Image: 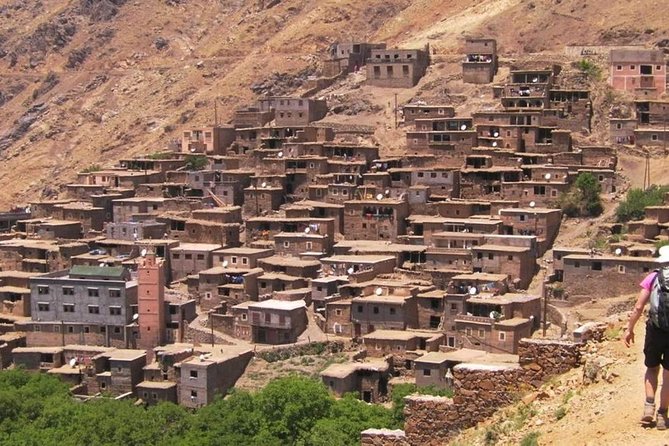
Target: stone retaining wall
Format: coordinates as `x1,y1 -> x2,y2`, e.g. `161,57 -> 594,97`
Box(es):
361,429 -> 410,446
365,337 -> 585,445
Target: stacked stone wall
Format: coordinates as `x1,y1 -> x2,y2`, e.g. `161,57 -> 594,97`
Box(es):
364,337 -> 586,445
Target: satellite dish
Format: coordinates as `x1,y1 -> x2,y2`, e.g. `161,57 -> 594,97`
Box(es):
304,227 -> 311,234
614,248 -> 622,256
460,124 -> 467,131
69,358 -> 77,368
277,151 -> 283,158
659,245 -> 669,258
190,148 -> 197,153
492,141 -> 498,147
544,173 -> 551,180
375,287 -> 383,296
222,260 -> 229,268
133,233 -> 139,240
120,162 -> 127,168
493,132 -> 499,137
489,311 -> 496,319
385,189 -> 390,195
199,354 -> 206,362
261,182 -> 267,188
141,248 -> 148,257
98,263 -> 106,268
529,201 -> 536,208
376,193 -> 383,201
347,267 -> 354,275
25,205 -> 31,213
532,77 -> 539,83
132,313 -> 139,322
468,287 -> 478,295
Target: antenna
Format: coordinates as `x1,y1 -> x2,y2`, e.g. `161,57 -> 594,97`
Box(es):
375,287 -> 383,296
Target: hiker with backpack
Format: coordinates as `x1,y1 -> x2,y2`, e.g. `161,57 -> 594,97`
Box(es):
624,245 -> 669,429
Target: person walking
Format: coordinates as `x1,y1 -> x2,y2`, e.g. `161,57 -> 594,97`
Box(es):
625,245 -> 669,429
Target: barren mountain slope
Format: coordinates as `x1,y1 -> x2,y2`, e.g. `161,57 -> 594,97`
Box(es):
0,0 -> 667,206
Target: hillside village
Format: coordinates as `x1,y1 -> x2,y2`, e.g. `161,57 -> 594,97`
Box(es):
0,17 -> 669,444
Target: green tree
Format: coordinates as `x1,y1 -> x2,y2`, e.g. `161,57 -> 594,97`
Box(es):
559,172 -> 603,217
256,376 -> 333,445
184,155 -> 208,171
616,185 -> 669,222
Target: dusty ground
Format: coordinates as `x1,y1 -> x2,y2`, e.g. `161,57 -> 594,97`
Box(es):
451,314 -> 669,446
0,0 -> 668,206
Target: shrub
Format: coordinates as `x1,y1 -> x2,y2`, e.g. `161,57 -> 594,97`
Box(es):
559,172 -> 603,218
616,185 -> 669,222
184,155 -> 208,171
520,431 -> 540,446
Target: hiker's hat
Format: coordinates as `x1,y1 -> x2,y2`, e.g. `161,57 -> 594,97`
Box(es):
657,245 -> 669,264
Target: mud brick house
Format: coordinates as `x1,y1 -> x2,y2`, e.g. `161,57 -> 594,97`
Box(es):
197,266 -> 263,309
413,349 -> 517,389
415,289 -> 445,330
177,348 -> 253,408
362,330 -> 443,358
609,49 -> 666,97
286,201 -> 345,235
471,242 -> 536,289
557,252 -> 665,301
212,247 -> 274,270
159,217 -> 240,247
610,118 -> 637,145
323,42 -> 386,77
94,349 -> 147,396
0,271 -> 37,317
344,198 -> 409,241
498,69 -> 555,110
0,209 -> 30,233
105,220 -> 167,241
445,291 -> 541,354
169,243 -> 221,281
320,255 -> 396,281
406,117 -> 477,154
462,38 -> 497,83
634,128 -> 669,148
323,298 -> 353,336
243,184 -> 284,217
366,46 -> 430,88
311,276 -> 348,310
547,89 -> 592,132
406,215 -> 502,246
321,357 -> 392,403
498,207 -> 562,255
77,169 -> 163,189
12,346 -> 65,371
459,165 -> 523,199
25,265 -> 137,348
0,239 -> 87,274
181,126 -> 236,155
256,97 -> 328,127
247,299 -> 307,344
333,240 -> 427,269
350,286 -> 419,337
402,104 -> 456,126
232,106 -> 275,129
15,218 -> 82,240
258,255 -> 321,278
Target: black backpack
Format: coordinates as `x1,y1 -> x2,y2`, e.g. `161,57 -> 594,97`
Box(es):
650,269 -> 669,331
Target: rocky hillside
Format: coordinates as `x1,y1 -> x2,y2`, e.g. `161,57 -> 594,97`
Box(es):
0,0 -> 667,206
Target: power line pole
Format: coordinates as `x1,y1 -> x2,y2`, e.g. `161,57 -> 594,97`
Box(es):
394,93 -> 398,129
